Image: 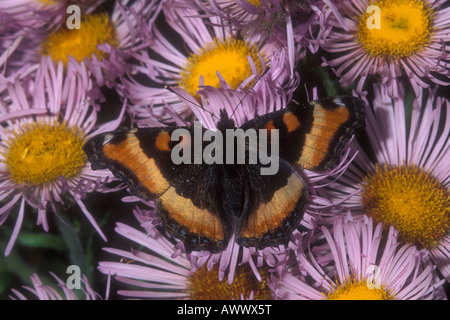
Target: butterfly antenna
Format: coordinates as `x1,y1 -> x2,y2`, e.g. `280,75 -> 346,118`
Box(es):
229,65 -> 271,120
164,85 -> 221,122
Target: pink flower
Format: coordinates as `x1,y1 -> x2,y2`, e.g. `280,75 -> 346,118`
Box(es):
0,0 -> 105,34
270,215 -> 446,300
318,85 -> 450,282
99,222 -> 274,299
0,57 -> 124,256
315,0 -> 450,100
121,0 -> 296,122
1,0 -> 162,88
10,272 -> 101,300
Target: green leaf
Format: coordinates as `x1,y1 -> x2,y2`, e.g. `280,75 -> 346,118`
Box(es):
0,270 -> 12,295
16,232 -> 67,251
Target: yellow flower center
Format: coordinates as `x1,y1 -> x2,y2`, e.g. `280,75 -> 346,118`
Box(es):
188,264 -> 272,300
362,165 -> 449,249
41,12 -> 118,66
179,38 -> 264,97
246,0 -> 262,7
356,0 -> 433,58
3,122 -> 86,187
36,0 -> 57,5
326,279 -> 394,300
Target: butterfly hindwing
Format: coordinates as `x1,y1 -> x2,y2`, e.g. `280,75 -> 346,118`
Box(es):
156,163 -> 232,253
236,159 -> 308,249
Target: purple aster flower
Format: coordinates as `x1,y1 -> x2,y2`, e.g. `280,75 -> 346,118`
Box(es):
98,222 -> 274,299
178,0 -> 346,64
318,85 -> 450,282
0,0 -> 105,35
121,0 -> 296,121
270,215 -> 446,300
0,57 -> 125,256
1,0 -> 162,88
0,35 -> 39,87
10,272 -> 101,300
176,0 -> 309,73
315,0 -> 450,100
179,0 -> 283,29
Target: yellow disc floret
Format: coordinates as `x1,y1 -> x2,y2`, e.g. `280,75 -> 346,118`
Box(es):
3,121 -> 86,187
41,12 -> 118,66
246,0 -> 262,7
326,279 -> 394,300
362,164 -> 449,249
188,264 -> 272,300
36,0 -> 58,5
179,38 -> 264,97
357,0 -> 433,58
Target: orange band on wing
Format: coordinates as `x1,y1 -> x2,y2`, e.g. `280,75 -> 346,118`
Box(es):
102,134 -> 170,196
297,105 -> 350,169
309,105 -> 349,139
240,174 -> 304,239
263,120 -> 276,131
283,112 -> 301,133
155,131 -> 171,151
159,187 -> 225,242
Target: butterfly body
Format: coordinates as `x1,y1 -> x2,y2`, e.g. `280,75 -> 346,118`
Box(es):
83,96 -> 365,252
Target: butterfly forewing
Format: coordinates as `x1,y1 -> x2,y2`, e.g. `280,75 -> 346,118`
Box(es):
83,125 -> 232,253
241,96 -> 365,171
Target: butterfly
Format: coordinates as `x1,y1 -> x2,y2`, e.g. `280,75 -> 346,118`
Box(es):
83,95 -> 365,253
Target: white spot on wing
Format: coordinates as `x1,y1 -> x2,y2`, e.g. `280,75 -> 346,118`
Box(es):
102,134 -> 114,145
333,97 -> 344,106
